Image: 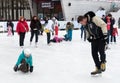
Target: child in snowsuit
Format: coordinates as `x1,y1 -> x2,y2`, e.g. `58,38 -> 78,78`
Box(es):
111,25 -> 118,43
64,22 -> 74,41
14,49 -> 33,73
50,36 -> 64,43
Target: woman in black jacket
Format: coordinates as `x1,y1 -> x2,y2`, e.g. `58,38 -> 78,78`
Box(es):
30,16 -> 42,47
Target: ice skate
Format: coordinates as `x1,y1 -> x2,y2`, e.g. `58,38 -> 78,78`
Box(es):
91,68 -> 102,75
101,62 -> 106,72
35,43 -> 38,48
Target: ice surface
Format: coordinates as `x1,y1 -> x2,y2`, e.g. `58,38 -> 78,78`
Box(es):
0,30 -> 120,83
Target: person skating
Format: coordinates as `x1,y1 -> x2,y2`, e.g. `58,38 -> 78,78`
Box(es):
30,16 -> 42,47
13,49 -> 33,73
16,16 -> 29,48
77,11 -> 108,75
44,19 -> 54,45
7,20 -> 14,35
111,25 -> 118,43
105,14 -> 115,44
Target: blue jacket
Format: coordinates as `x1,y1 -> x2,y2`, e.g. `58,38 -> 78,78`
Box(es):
16,51 -> 33,67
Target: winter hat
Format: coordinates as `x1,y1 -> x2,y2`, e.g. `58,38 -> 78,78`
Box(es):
24,48 -> 31,57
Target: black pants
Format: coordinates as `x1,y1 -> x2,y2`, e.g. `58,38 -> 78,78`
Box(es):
47,32 -> 51,44
91,39 -> 106,69
18,59 -> 29,73
30,30 -> 39,43
19,32 -> 26,46
111,36 -> 116,43
11,27 -> 14,35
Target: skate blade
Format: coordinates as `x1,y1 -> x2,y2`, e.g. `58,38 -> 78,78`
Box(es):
91,73 -> 102,77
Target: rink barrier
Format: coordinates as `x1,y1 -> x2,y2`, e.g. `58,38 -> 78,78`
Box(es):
0,21 -> 81,32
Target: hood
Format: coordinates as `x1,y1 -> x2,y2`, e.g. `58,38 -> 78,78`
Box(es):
84,11 -> 96,22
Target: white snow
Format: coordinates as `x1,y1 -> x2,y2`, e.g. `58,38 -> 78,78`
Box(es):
0,30 -> 120,83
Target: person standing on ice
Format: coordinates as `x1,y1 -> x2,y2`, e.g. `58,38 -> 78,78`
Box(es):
111,25 -> 118,43
7,20 -> 14,35
44,18 -> 54,45
30,16 -> 42,47
16,16 -> 29,48
77,11 -> 108,75
14,49 -> 33,73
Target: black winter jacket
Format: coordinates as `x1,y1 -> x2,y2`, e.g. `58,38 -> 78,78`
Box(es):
30,20 -> 42,31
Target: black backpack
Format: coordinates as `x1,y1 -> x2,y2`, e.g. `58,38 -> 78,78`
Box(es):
85,22 -> 104,40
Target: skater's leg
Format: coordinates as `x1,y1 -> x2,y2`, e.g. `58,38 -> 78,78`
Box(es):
111,36 -> 113,43
12,27 -> 14,35
35,30 -> 39,43
98,40 -> 106,72
81,29 -> 83,39
98,40 -> 106,63
114,36 -> 116,43
22,32 -> 26,46
18,59 -> 29,73
69,30 -> 72,41
47,32 -> 51,44
30,31 -> 34,42
19,33 -> 25,46
68,30 -> 72,41
91,41 -> 101,69
84,29 -> 86,41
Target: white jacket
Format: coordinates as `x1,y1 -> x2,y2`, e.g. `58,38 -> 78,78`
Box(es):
45,20 -> 54,31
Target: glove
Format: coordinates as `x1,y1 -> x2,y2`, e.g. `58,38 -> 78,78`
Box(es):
14,65 -> 18,72
103,35 -> 108,51
30,66 -> 33,73
87,36 -> 93,42
103,35 -> 108,42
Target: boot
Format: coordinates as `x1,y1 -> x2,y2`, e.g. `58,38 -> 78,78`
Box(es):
101,62 -> 106,72
35,42 -> 38,47
91,67 -> 102,75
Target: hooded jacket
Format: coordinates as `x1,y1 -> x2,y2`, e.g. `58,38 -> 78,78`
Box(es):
16,51 -> 33,67
84,11 -> 107,39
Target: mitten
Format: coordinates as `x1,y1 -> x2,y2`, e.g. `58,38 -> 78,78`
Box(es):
30,66 -> 33,73
14,65 -> 18,72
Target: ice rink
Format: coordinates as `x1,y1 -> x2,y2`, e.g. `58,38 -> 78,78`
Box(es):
0,30 -> 120,83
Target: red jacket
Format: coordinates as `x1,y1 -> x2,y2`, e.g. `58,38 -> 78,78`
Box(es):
16,21 -> 29,34
107,18 -> 111,30
112,28 -> 118,36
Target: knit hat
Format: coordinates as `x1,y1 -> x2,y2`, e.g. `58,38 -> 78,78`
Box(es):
24,48 -> 31,57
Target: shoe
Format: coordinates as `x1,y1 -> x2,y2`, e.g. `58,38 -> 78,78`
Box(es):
91,67 -> 102,75
101,62 -> 106,72
48,43 -> 51,46
20,46 -> 24,48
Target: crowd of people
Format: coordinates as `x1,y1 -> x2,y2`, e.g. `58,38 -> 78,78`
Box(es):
4,11 -> 119,75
